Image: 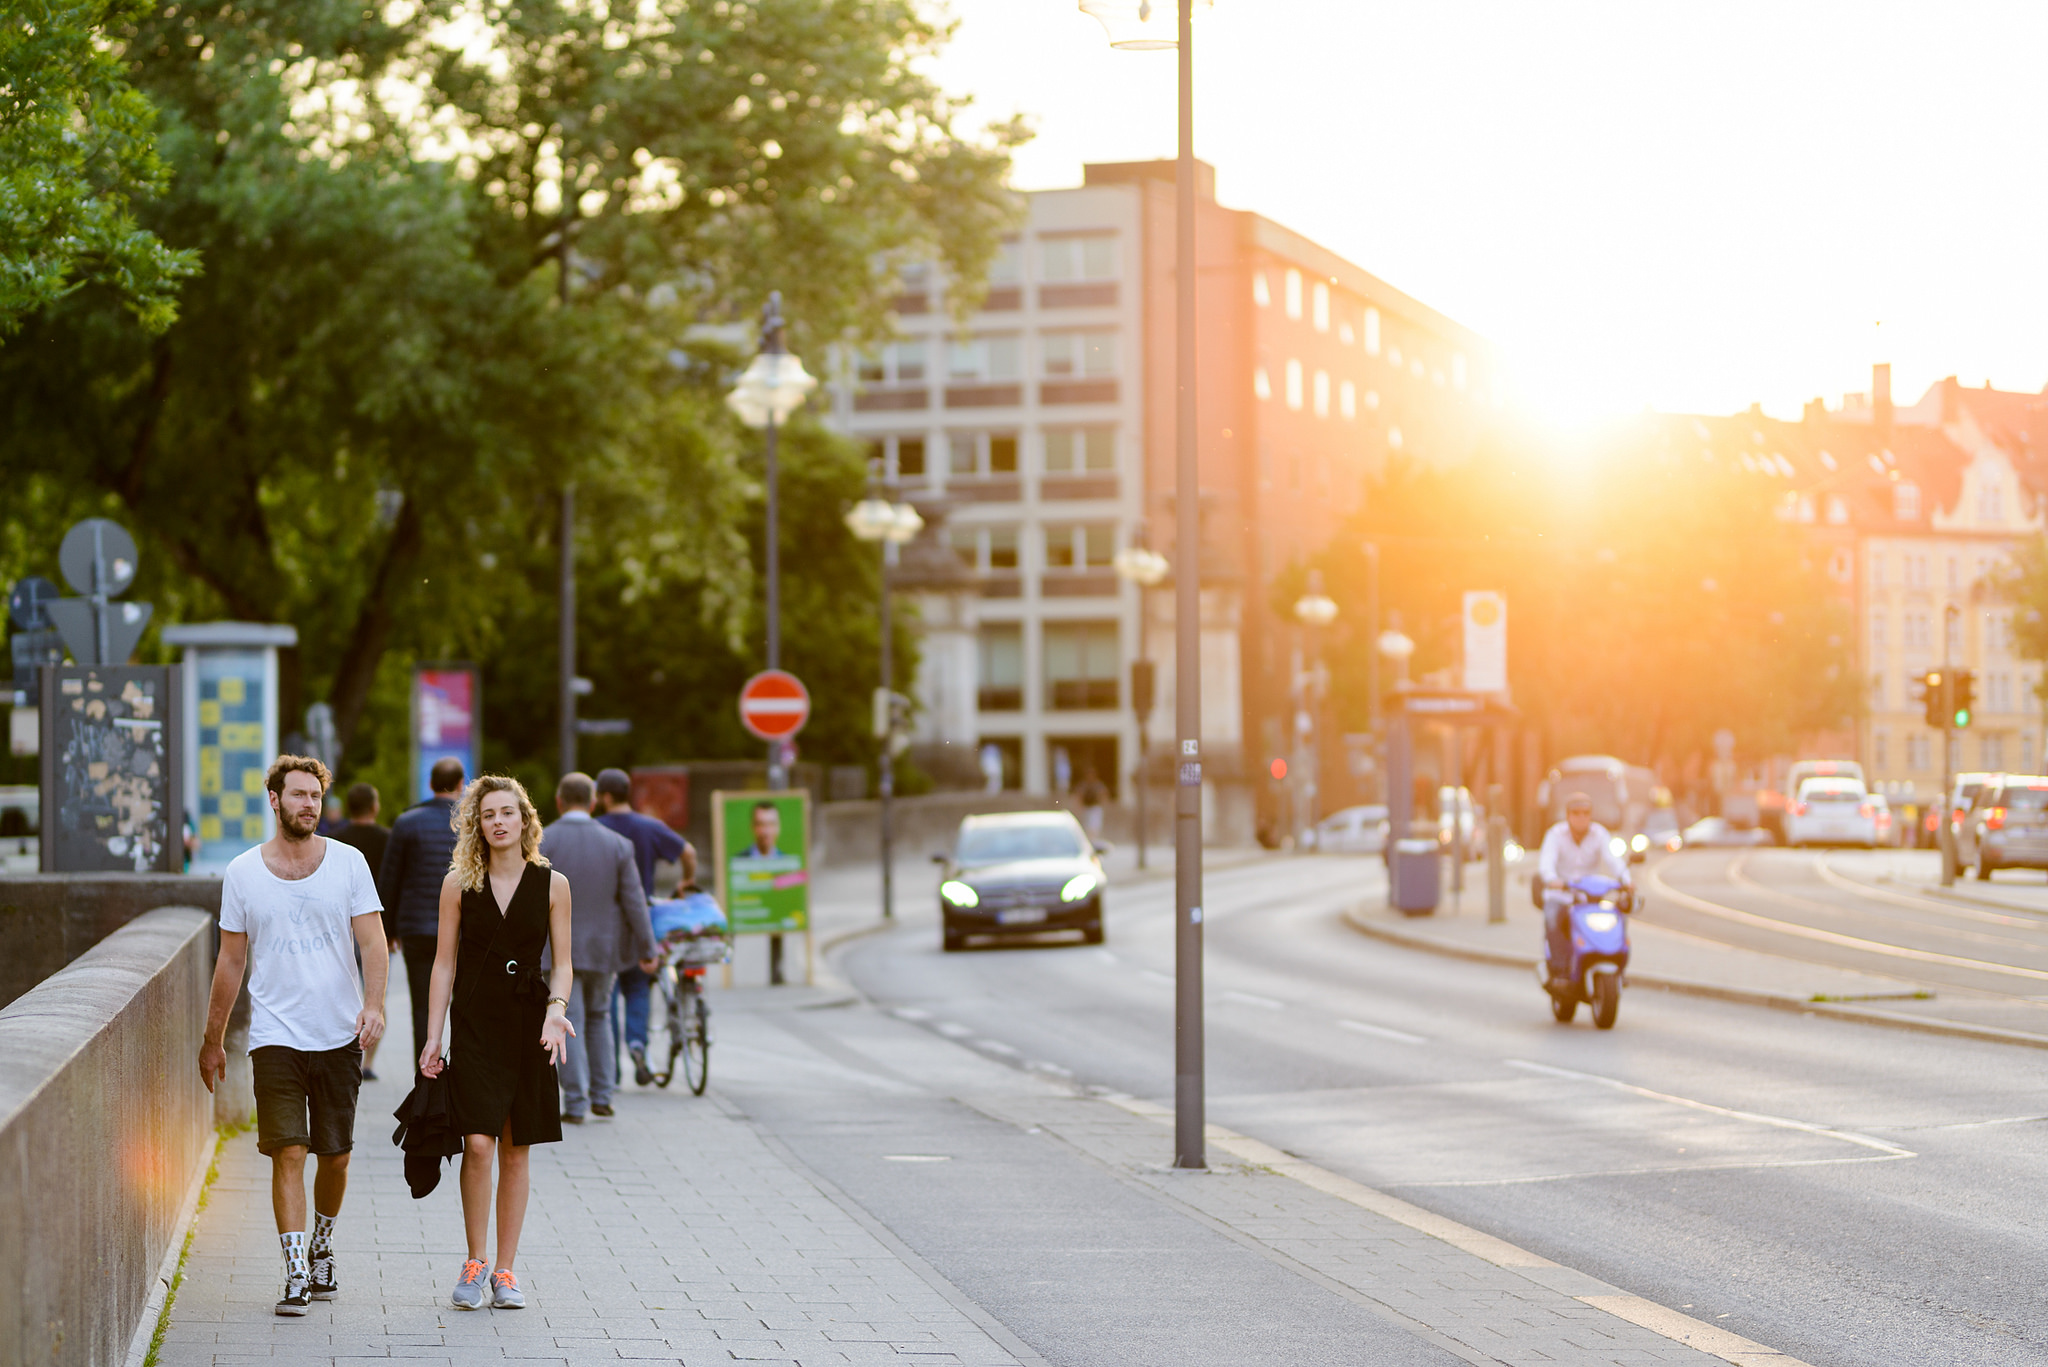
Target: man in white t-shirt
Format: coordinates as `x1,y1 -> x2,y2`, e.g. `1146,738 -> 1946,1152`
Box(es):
198,755 -> 388,1318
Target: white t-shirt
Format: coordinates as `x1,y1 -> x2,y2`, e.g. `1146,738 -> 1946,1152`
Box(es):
219,839 -> 383,1053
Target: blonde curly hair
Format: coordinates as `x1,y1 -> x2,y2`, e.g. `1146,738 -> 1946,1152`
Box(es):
450,775 -> 550,891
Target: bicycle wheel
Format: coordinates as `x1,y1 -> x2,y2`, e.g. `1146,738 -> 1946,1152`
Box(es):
682,986 -> 711,1096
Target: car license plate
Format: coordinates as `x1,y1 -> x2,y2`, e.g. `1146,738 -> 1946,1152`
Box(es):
996,907 -> 1048,926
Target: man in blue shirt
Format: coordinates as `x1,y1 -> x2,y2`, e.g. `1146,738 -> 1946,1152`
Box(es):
377,758 -> 464,1075
594,768 -> 694,1085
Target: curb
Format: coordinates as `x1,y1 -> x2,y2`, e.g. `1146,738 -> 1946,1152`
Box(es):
1340,904 -> 2048,1053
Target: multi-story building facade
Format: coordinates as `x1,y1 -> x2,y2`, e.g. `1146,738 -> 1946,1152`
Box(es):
827,161 -> 1495,840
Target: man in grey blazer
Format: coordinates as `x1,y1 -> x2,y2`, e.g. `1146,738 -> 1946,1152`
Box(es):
541,771 -> 654,1121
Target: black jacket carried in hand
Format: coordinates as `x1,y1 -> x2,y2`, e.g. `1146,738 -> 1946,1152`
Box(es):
391,1072 -> 464,1199
379,796 -> 460,940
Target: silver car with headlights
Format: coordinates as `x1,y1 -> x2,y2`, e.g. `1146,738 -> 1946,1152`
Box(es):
935,811 -> 1106,952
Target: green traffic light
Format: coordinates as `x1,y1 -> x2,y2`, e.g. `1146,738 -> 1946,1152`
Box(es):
1955,709 -> 1972,729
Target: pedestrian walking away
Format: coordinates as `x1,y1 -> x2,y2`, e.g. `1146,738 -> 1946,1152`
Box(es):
1076,766 -> 1110,842
332,781 -> 391,1079
197,755 -> 388,1318
593,766 -> 693,1086
418,775 -> 575,1311
379,758 -> 465,1074
542,771 -> 654,1120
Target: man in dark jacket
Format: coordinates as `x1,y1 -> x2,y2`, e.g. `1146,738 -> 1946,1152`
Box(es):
378,758 -> 465,1070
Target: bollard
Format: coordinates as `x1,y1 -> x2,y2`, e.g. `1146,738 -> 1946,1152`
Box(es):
1486,783 -> 1508,924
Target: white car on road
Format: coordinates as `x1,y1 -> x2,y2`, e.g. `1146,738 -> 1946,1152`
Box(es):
1785,777 -> 1878,848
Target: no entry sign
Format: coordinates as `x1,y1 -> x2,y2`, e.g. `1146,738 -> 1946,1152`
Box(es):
739,669 -> 811,741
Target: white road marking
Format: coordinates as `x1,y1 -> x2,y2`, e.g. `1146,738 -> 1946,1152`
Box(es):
976,1040 -> 1019,1057
882,1154 -> 951,1162
1915,1114 -> 2048,1131
1220,990 -> 1284,1010
1094,949 -> 1120,965
1339,1019 -> 1428,1044
1138,968 -> 1175,986
1504,1058 -> 1915,1158
1814,856 -> 2045,928
890,1007 -> 931,1022
1647,862 -> 2048,984
1028,1061 -> 1074,1078
935,1021 -> 974,1038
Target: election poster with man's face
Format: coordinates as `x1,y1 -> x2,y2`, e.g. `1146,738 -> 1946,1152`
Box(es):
713,789 -> 809,933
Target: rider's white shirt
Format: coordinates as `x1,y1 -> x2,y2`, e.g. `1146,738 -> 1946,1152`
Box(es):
1537,821 -> 1631,886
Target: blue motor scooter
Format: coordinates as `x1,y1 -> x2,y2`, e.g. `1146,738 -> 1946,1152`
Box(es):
1539,874 -> 1631,1028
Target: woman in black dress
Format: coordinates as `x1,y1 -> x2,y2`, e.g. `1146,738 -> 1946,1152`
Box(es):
419,775 -> 574,1311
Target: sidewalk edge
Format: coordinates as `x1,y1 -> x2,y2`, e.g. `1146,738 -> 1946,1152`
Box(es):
1098,1094 -> 1817,1367
124,1127 -> 220,1367
1341,904 -> 2048,1052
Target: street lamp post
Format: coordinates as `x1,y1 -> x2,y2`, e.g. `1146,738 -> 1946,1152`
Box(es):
846,464 -> 925,921
728,291 -> 816,983
1080,0 -> 1209,1168
1378,624 -> 1416,847
1292,571 -> 1338,846
1113,540 -> 1168,869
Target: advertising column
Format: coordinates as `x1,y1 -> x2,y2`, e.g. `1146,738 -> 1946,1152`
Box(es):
162,622 -> 296,874
412,664 -> 480,801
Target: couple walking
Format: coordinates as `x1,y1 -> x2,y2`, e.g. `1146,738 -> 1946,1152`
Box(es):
199,757 -> 576,1315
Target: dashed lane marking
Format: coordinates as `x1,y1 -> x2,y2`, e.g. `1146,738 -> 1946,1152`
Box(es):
1220,990 -> 1285,1010
1339,1019 -> 1428,1044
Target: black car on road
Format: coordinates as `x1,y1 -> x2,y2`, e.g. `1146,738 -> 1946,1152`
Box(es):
935,811 -> 1107,951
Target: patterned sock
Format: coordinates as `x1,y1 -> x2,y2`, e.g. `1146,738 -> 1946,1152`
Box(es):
311,1212 -> 337,1259
280,1231 -> 308,1280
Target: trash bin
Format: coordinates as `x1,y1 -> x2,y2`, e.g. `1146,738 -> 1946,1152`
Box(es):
1390,837 -> 1441,916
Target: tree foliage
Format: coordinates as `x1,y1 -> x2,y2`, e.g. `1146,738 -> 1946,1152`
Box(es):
1,0 -> 198,333
0,0 -> 1018,796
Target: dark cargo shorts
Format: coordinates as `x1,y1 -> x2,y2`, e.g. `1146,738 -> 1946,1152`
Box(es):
252,1044 -> 363,1156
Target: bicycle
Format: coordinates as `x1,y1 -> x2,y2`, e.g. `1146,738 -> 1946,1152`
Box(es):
651,927 -> 726,1095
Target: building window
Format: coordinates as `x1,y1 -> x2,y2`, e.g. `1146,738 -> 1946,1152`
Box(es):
1253,367 -> 1272,401
1874,730 -> 1887,768
1870,551 -> 1885,587
1984,735 -> 2005,770
1364,307 -> 1382,356
1044,621 -> 1119,710
1872,672 -> 1886,708
1285,360 -> 1304,411
869,435 -> 926,481
1906,734 -> 1929,770
1312,281 -> 1330,333
1826,495 -> 1848,524
1284,268 -> 1303,320
988,238 -> 1021,285
1388,425 -> 1404,450
951,523 -> 1019,572
1045,428 -> 1115,474
1042,330 -> 1117,379
858,339 -> 927,385
1389,344 -> 1404,369
948,431 -> 1019,478
1982,478 -> 2004,523
1903,612 -> 1928,653
1894,482 -> 1920,521
1252,271 -> 1270,307
1039,232 -> 1118,282
1947,556 -> 1959,591
1828,547 -> 1849,579
977,625 -> 1022,711
948,334 -> 1020,382
1339,380 -> 1357,419
1312,369 -> 1330,418
1338,318 -> 1355,346
1044,523 -> 1114,571
1870,613 -> 1886,656
1365,388 -> 1381,410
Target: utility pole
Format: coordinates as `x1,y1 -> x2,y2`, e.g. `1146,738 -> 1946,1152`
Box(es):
1940,603 -> 1959,886
559,486 -> 577,778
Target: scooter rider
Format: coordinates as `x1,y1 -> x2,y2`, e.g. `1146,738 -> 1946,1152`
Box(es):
1538,793 -> 1631,980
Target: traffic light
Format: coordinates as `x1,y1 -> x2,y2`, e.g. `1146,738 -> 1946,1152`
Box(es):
1920,671 -> 1946,729
1952,669 -> 1975,729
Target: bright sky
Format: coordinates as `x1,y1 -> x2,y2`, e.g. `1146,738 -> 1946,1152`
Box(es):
922,2 -> 2048,426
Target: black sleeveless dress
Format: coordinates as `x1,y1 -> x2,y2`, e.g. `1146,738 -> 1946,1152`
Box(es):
448,862 -> 564,1146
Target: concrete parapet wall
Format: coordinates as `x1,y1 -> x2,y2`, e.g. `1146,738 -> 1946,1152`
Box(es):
0,907 -> 215,1367
0,874 -> 225,1010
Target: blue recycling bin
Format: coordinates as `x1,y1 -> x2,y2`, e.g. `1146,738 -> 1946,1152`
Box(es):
1390,837 -> 1441,916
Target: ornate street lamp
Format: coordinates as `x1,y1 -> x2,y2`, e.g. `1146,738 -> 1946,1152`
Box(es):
729,291 -> 815,984
1113,542 -> 1170,870
845,468 -> 924,922
1079,0 -> 1209,1170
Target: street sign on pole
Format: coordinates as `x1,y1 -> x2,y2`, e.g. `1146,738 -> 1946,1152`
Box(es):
739,669 -> 810,741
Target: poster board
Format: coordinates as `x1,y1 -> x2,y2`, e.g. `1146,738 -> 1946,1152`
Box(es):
190,648 -> 274,870
39,665 -> 182,872
412,664 -> 480,802
712,789 -> 811,984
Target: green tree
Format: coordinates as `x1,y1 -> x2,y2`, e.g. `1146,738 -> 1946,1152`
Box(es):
1,0 -> 197,333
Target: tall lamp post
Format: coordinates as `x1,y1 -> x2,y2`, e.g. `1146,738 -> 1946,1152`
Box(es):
1292,571 -> 1338,846
1080,0 -> 1210,1169
1378,624 -> 1416,847
1113,539 -> 1169,869
728,291 -> 816,984
846,465 -> 925,921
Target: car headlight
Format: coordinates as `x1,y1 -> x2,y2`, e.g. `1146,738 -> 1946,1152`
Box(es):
1630,833 -> 1649,852
1061,873 -> 1099,903
1609,836 -> 1627,858
939,880 -> 979,908
1582,911 -> 1620,933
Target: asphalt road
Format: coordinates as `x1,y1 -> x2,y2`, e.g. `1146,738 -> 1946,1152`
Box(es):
836,851 -> 2048,1367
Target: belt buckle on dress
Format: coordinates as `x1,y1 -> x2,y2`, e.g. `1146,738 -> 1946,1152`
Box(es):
504,959 -> 518,975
